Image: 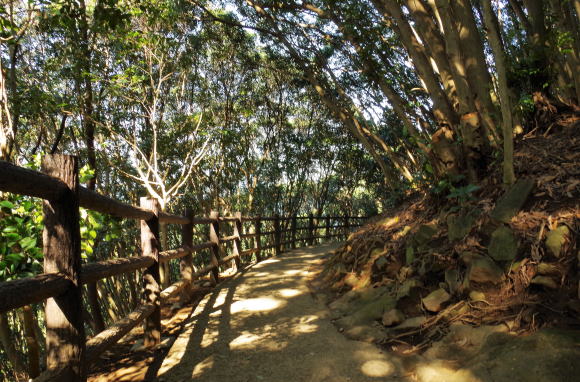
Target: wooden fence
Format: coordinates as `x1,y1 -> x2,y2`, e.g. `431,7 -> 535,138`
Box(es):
0,155 -> 365,382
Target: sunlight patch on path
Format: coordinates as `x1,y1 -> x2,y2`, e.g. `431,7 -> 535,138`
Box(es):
158,242 -> 404,381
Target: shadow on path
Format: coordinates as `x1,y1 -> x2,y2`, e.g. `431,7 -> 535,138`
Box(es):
157,243 -> 404,382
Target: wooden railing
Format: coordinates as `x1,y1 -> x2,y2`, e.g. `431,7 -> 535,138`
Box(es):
0,155 -> 365,382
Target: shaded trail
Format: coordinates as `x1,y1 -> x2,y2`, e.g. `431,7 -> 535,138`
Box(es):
157,243 -> 402,381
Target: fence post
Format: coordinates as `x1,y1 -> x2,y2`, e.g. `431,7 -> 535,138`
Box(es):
274,214 -> 281,256
42,154 -> 86,381
233,212 -> 243,270
325,216 -> 331,240
344,215 -> 350,239
308,213 -> 314,246
255,216 -> 262,262
209,210 -> 221,284
180,209 -> 195,300
291,214 -> 297,249
140,197 -> 161,348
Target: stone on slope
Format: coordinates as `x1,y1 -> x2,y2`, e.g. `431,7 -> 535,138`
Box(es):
392,316 -> 426,331
445,269 -> 460,294
467,255 -> 504,284
335,293 -> 396,329
382,309 -> 405,327
531,276 -> 558,289
422,288 -> 451,312
396,278 -> 423,300
545,225 -> 569,258
469,290 -> 487,302
490,178 -> 535,222
414,224 -> 439,245
447,213 -> 476,241
488,225 -> 518,261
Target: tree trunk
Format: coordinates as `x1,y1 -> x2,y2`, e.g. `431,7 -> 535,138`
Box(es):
451,0 -> 499,148
159,222 -> 171,288
404,0 -> 459,109
19,306 -> 40,379
373,0 -> 458,127
0,312 -> 27,381
482,0 -> 515,185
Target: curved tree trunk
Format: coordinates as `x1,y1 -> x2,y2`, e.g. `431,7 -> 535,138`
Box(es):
404,0 -> 459,110
372,0 -> 458,127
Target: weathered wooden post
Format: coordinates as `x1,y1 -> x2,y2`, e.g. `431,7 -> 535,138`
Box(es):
140,197 -> 161,348
180,208 -> 195,300
308,213 -> 315,246
255,216 -> 262,262
344,215 -> 350,239
232,212 -> 243,270
209,210 -> 221,284
42,154 -> 86,381
325,216 -> 331,240
274,214 -> 281,256
291,214 -> 297,249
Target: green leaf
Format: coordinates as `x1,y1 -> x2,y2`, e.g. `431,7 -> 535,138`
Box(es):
20,237 -> 37,250
0,200 -> 14,209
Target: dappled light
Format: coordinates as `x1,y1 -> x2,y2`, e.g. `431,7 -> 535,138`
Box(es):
230,297 -> 285,314
361,360 -> 396,378
155,243 -> 403,381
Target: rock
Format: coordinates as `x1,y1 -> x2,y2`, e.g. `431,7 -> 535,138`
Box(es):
344,272 -> 371,289
488,225 -> 518,261
537,262 -> 560,276
447,213 -> 476,241
405,245 -> 415,265
469,290 -> 487,302
545,225 -> 569,258
392,316 -> 426,331
414,224 -> 439,245
531,276 -> 558,289
467,255 -> 504,284
382,309 -> 405,327
445,269 -> 460,294
329,286 -> 388,315
460,251 -> 481,264
396,279 -> 423,300
335,292 -> 396,329
422,288 -> 451,312
490,178 -> 535,222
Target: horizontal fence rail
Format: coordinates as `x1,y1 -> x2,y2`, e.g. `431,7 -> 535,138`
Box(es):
0,156 -> 366,382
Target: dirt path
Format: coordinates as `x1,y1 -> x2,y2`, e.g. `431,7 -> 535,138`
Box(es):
156,243 -> 404,381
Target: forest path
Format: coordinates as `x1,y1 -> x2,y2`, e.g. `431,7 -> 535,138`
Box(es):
156,243 -> 403,381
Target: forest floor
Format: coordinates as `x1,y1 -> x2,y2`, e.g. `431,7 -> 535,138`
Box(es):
315,113 -> 580,381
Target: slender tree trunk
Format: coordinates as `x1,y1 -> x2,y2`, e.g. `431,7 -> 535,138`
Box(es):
451,0 -> 499,148
0,312 -> 27,381
482,0 -> 516,185
404,0 -> 459,109
373,0 -> 458,127
160,221 -> 171,288
19,306 -> 40,379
